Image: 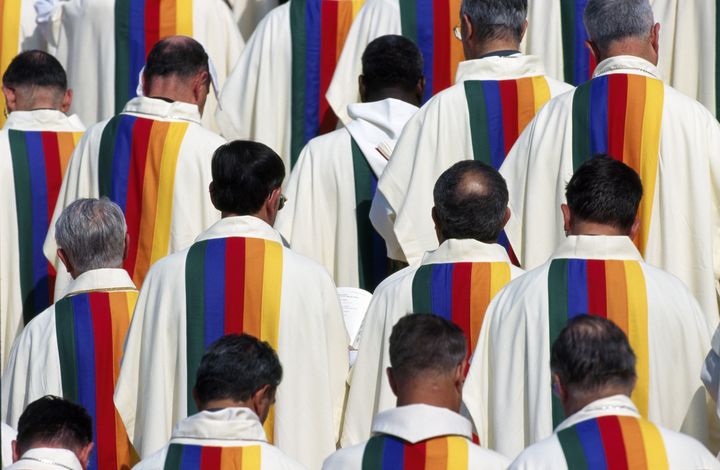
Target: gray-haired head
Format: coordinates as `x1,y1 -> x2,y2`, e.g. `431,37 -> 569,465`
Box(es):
460,0 -> 527,46
583,0 -> 655,54
55,198 -> 127,276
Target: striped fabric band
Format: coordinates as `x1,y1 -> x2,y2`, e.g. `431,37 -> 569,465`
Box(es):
163,444 -> 261,469
9,130 -> 83,324
0,0 -> 21,126
560,0 -> 596,85
548,259 -> 650,427
290,0 -> 365,165
411,262 -> 511,357
114,0 -> 193,113
362,434 -> 470,469
572,74 -> 664,255
97,114 -> 189,287
558,416 -> 669,469
185,236 -> 283,440
351,138 -> 388,291
55,291 -> 139,470
399,0 -> 463,103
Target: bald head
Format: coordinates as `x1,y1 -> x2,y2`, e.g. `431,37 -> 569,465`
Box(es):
432,160 -> 509,243
2,50 -> 71,113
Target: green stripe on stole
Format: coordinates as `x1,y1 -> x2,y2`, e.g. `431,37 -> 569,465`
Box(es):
411,265 -> 434,313
398,0 -> 417,42
351,137 -> 378,290
362,436 -> 386,470
98,116 -> 123,197
464,81 -> 493,165
548,258 -> 569,427
163,444 -> 183,470
55,298 -> 79,401
557,426 -> 588,469
184,241 -> 207,416
114,0 -> 132,114
289,0 -> 307,166
571,83 -> 592,169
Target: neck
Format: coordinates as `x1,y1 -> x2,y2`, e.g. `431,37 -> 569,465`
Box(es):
395,379 -> 460,412
363,88 -> 421,107
569,221 -> 630,237
201,398 -> 252,411
221,211 -> 273,226
146,79 -> 196,106
562,389 -> 632,417
597,39 -> 658,66
468,39 -> 521,60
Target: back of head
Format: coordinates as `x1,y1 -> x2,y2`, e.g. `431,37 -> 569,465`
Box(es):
460,0 -> 527,44
55,198 -> 127,275
361,35 -> 423,100
583,0 -> 654,54
194,334 -> 283,408
2,50 -> 68,110
565,155 -> 643,234
15,396 -> 92,457
211,140 -> 285,215
433,160 -> 509,242
143,36 -> 209,88
551,315 -> 636,399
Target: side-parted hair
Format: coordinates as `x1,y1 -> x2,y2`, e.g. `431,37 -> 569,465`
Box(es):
15,396 -> 93,457
194,334 -> 283,406
583,0 -> 654,52
460,0 -> 527,43
143,36 -> 209,87
2,50 -> 67,92
361,35 -> 424,95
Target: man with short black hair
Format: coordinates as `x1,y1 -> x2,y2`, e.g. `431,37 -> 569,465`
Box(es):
509,316 -> 719,469
276,35 -> 423,291
7,396 -> 93,470
340,161 -> 524,446
115,140 -> 348,468
134,334 -> 305,469
324,314 -> 508,469
464,156 -> 717,457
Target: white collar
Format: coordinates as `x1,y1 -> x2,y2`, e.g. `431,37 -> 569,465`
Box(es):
454,54 -> 548,83
371,404 -> 472,444
550,236 -> 643,262
121,96 -> 202,124
5,448 -> 83,470
556,395 -> 640,432
2,110 -> 85,132
171,408 -> 267,443
196,216 -> 283,245
421,238 -> 513,266
593,55 -> 662,80
61,268 -> 136,298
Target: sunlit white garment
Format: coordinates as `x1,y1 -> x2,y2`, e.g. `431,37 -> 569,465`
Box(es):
509,395 -> 720,470
463,236 -> 718,458
324,404 -> 509,470
4,448 -> 82,470
134,408 -> 307,470
1,423 -> 16,468
226,0 -> 280,41
114,216 -> 348,469
500,55 -> 720,329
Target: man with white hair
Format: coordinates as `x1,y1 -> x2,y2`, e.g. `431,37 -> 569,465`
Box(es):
500,0 -> 720,328
3,198 -> 139,470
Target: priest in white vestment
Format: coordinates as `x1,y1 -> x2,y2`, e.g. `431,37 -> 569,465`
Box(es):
36,0 -> 242,131
226,0 -> 280,41
114,141 -> 348,469
509,315 -> 720,470
342,161 -> 524,446
500,0 -> 720,328
370,0 -> 573,264
464,157 -> 718,458
324,314 -> 509,469
275,34 -> 422,290
44,37 -> 225,294
0,51 -> 85,369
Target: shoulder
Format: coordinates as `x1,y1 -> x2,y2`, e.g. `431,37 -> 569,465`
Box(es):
17,306 -> 56,343
639,262 -> 699,302
508,434 -> 563,470
373,264 -> 417,294
141,248 -> 192,287
467,442 -> 511,468
659,426 -> 720,467
182,124 -> 227,148
299,129 -> 351,164
259,443 -> 308,470
132,445 -> 168,470
281,246 -> 336,284
322,442 -> 366,470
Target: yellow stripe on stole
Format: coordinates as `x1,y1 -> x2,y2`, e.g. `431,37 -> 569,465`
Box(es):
531,76 -> 551,113
260,239 -> 283,442
637,419 -> 669,469
624,261 -> 649,418
0,0 -> 21,127
110,291 -> 137,383
637,78 -> 663,254
444,436 -> 469,469
240,446 -> 262,467
175,0 -> 193,36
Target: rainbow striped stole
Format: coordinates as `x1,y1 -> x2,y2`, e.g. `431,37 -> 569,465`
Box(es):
290,0 -> 365,165
185,236 -> 283,439
114,0 -> 193,113
55,290 -> 139,470
163,444 -> 262,469
98,114 -> 189,287
411,262 -> 511,357
362,434 -> 471,469
557,416 -> 669,469
399,0 -> 463,102
571,74 -> 664,255
560,0 -> 596,85
548,259 -> 650,427
0,0 -> 21,126
8,130 -> 83,324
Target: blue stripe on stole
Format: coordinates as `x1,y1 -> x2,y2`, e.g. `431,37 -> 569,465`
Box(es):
25,132 -> 50,308
369,175 -> 387,284
110,115 -> 138,211
589,76 -> 609,155
180,444 -> 202,468
573,0 -> 590,84
497,230 -> 512,255
431,264 -> 453,320
303,0 -> 322,144
481,81 -> 505,169
567,260 -> 588,318
72,295 -> 99,470
203,239 -> 226,348
128,0 -> 146,100
575,419 -> 608,468
382,436 -> 405,467
416,0 -> 434,102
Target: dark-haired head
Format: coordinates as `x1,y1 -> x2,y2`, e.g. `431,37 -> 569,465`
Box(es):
459,0 -> 528,59
193,334 -> 283,423
563,155 -> 643,237
432,160 -> 509,244
551,315 -> 637,417
209,140 -> 286,226
360,35 -> 424,106
2,50 -> 71,113
13,396 -> 94,467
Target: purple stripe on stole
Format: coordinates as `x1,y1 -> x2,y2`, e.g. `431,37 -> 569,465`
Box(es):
128,0 -> 147,100
430,264 -> 453,320
573,0 -> 591,83
203,239 -> 226,348
180,445 -> 202,468
589,76 -> 609,156
24,132 -> 50,307
303,0 -> 322,143
481,81 -> 505,169
575,419 -> 608,468
381,436 -> 406,467
567,260 -> 588,318
416,0 -> 434,101
109,116 -> 138,211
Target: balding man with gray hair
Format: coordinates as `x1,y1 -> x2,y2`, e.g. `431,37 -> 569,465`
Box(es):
2,198 -> 140,470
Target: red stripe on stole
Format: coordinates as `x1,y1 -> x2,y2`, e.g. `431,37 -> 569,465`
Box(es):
432,0 -> 451,94
597,416 -> 629,470
499,80 -> 519,155
225,238 -> 245,333
89,293 -> 119,469
586,260 -> 607,316
145,1 -> 161,58
318,2 -> 339,134
405,439 -> 427,468
200,446 -> 222,469
41,133 -> 62,222
123,119 -> 153,278
607,74 -> 628,160
452,264 -> 473,350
